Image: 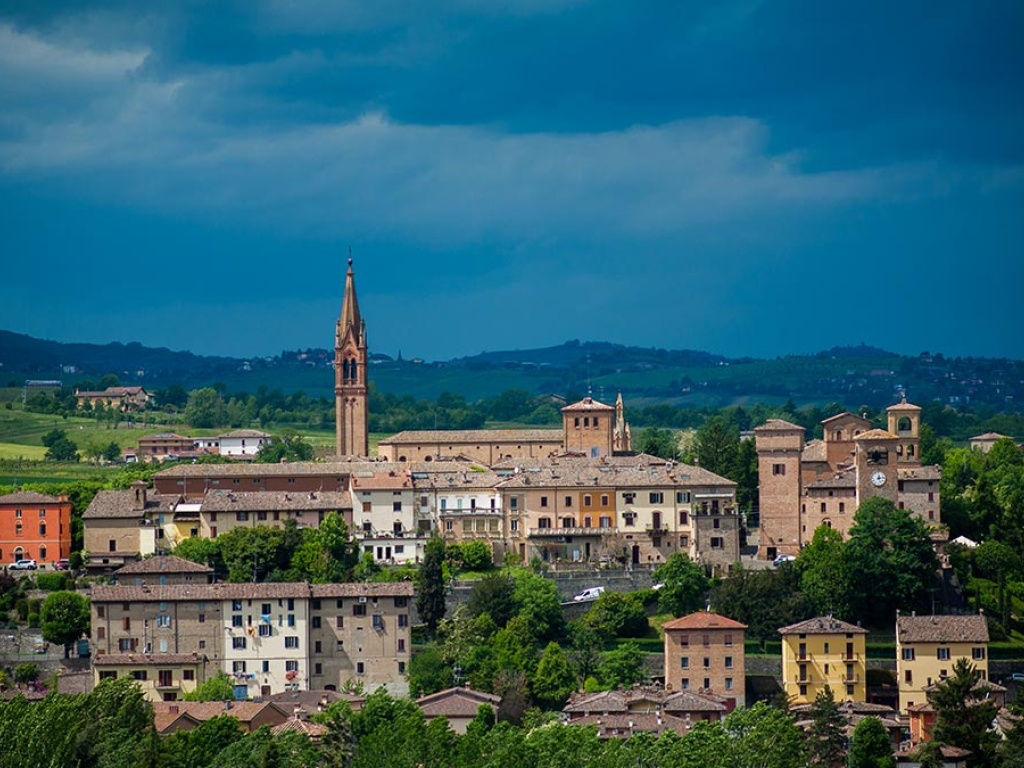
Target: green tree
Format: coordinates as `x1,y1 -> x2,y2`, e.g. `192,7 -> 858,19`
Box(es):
711,564 -> 814,644
407,646 -> 454,697
164,714 -> 244,768
184,387 -> 228,428
928,658 -> 1000,768
459,540 -> 494,572
41,428 -> 79,462
847,716 -> 895,768
40,591 -> 90,657
845,498 -> 938,626
583,591 -> 649,638
719,702 -> 809,768
102,440 -> 122,462
511,568 -> 564,642
694,416 -> 740,478
654,553 -> 709,616
532,642 -> 577,710
467,571 -> 518,627
635,427 -> 680,460
597,640 -> 645,688
184,670 -> 235,701
319,701 -> 357,768
798,525 -> 849,617
13,662 -> 38,684
174,536 -> 223,571
290,512 -> 359,583
256,430 -> 315,463
417,535 -> 447,635
973,540 -> 1019,627
806,686 -> 847,768
567,622 -> 603,684
999,697 -> 1024,767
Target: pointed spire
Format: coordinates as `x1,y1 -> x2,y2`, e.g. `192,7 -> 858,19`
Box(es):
340,254 -> 361,337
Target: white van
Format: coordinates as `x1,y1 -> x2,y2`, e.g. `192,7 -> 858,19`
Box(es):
572,586 -> 606,602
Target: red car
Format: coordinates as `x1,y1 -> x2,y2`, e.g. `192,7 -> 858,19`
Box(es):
54,559 -> 71,571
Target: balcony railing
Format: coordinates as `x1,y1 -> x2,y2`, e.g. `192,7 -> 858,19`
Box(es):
528,527 -> 607,537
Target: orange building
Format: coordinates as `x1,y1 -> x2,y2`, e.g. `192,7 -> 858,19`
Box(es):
0,491 -> 73,565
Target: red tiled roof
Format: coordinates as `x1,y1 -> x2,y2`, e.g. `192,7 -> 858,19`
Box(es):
779,616 -> 867,635
662,612 -> 747,631
897,614 -> 989,643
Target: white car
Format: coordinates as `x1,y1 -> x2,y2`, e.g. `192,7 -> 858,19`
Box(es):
10,559 -> 37,570
573,586 -> 606,602
773,554 -> 796,567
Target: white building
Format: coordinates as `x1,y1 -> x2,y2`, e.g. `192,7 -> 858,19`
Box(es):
217,430 -> 271,457
222,591 -> 309,698
350,468 -> 423,563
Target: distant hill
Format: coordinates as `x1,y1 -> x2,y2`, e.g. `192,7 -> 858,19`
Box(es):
1,329 -> 1022,411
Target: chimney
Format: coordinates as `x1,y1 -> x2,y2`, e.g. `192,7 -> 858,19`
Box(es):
131,480 -> 147,511
169,705 -> 179,714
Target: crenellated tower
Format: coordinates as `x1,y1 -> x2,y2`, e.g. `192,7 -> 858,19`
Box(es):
335,258 -> 369,457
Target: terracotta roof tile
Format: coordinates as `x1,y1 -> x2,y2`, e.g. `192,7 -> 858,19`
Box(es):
662,612 -> 747,631
0,491 -> 61,504
561,397 -> 615,412
114,555 -> 212,575
92,580 -> 412,603
754,419 -> 805,432
200,490 -> 352,512
94,652 -> 206,665
897,614 -> 989,643
853,429 -> 898,441
779,616 -> 867,635
417,686 -> 501,717
82,490 -> 179,519
379,429 -> 563,445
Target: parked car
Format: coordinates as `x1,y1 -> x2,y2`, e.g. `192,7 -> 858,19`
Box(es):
10,559 -> 37,570
573,586 -> 606,602
773,554 -> 796,567
1011,672 -> 1024,683
54,559 -> 71,571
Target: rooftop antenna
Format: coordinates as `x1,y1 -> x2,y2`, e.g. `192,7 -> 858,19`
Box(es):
587,354 -> 592,397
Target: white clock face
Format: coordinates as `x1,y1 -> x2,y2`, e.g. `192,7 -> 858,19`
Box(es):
870,470 -> 886,487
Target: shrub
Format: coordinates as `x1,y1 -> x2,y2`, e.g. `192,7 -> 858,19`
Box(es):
13,663 -> 38,684
35,573 -> 71,591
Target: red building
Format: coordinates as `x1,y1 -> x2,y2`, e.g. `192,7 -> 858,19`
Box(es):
0,491 -> 73,565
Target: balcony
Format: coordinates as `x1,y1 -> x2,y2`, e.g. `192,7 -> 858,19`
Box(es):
529,527 -> 606,537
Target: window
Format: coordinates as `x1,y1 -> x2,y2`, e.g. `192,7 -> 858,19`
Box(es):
905,670 -> 913,684
372,615 -> 383,630
398,661 -> 406,674
356,662 -> 365,675
353,604 -> 367,617
257,511 -> 267,521
133,670 -> 147,681
772,464 -> 786,476
584,495 -> 592,507
259,624 -> 272,637
158,670 -> 173,687
703,678 -> 710,690
109,539 -> 116,552
509,497 -> 518,511
902,648 -> 915,661
123,617 -> 131,631
623,492 -> 635,504
156,615 -> 171,628
725,678 -> 733,690
285,636 -> 299,649
540,496 -> 548,508
724,634 -> 733,647
232,661 -> 247,674
565,496 -> 572,508
97,627 -> 105,640
679,511 -> 689,525
39,523 -> 46,537
799,684 -> 807,696
676,491 -> 690,503
710,537 -> 723,549
312,616 -> 321,629
398,614 -> 409,628
232,615 -> 243,628
183,669 -> 194,681
262,660 -> 270,673
649,492 -> 664,504
285,660 -> 298,672
724,656 -> 733,669
839,502 -> 845,513
937,648 -> 950,660
623,512 -> 636,527
233,637 -> 246,649
679,634 -> 689,647
972,647 -> 986,661
393,502 -> 402,512
821,502 -> 826,513
680,657 -> 689,669
236,512 -> 248,522
681,678 -> 689,689
703,657 -> 710,668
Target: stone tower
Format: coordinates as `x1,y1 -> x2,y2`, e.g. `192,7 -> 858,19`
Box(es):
754,419 -> 805,559
335,258 -> 368,457
886,395 -> 922,467
613,392 -> 632,453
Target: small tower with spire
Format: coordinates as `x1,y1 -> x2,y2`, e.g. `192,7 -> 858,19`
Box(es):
613,392 -> 632,453
335,257 -> 369,456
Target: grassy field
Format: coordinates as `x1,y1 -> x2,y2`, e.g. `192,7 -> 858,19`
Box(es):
0,442 -> 47,460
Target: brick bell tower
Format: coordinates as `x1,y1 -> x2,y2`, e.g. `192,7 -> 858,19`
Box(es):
335,258 -> 369,457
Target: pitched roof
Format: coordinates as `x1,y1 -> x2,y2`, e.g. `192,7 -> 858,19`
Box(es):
897,614 -> 989,643
969,432 -> 1010,441
94,653 -> 206,665
494,457 -> 735,490
0,491 -> 61,504
218,429 -> 270,439
898,466 -> 942,481
806,470 -> 856,490
200,490 -> 352,512
562,397 -> 615,412
114,555 -> 213,576
801,440 -> 827,463
378,428 -> 563,445
564,685 -> 726,715
662,612 -> 747,631
416,687 -> 501,717
266,689 -> 365,712
272,716 -> 327,739
153,710 -> 202,734
82,489 -> 179,519
820,412 -> 872,427
91,580 -> 413,603
853,429 -> 898,441
350,470 -> 411,490
886,400 -> 922,412
754,419 -> 805,432
152,700 -> 288,724
779,616 -> 867,635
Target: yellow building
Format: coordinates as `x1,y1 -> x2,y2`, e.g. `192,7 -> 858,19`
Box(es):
93,653 -> 207,702
779,617 -> 867,705
896,613 -> 989,713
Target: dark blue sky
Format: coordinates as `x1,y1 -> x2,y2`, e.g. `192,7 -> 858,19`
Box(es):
1,1 -> 1022,360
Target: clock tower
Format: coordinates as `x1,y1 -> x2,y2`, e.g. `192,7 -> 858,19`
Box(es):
854,429 -> 899,507
335,258 -> 369,457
